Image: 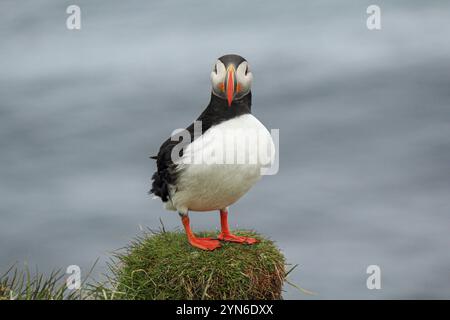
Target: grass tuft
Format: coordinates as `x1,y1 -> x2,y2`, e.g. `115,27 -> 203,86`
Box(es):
91,229 -> 286,300
0,265 -> 82,300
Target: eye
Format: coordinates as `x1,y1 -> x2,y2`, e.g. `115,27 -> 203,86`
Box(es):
245,65 -> 249,75
214,64 -> 217,74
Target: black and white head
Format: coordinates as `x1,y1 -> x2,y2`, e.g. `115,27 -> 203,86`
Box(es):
211,54 -> 253,106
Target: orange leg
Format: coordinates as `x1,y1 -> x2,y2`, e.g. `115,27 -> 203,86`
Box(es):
217,209 -> 259,244
181,214 -> 221,251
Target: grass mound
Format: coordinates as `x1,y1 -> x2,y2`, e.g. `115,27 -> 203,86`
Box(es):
97,230 -> 286,300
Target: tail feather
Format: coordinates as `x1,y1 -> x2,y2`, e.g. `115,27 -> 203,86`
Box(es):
150,171 -> 170,202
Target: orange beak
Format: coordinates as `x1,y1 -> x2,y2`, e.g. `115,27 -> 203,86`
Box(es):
226,65 -> 235,107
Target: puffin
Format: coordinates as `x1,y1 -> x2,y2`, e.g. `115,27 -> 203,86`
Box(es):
150,54 -> 275,251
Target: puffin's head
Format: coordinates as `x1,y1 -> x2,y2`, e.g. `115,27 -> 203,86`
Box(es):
210,54 -> 253,106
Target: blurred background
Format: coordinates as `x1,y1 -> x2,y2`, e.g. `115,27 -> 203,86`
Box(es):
1,0 -> 449,299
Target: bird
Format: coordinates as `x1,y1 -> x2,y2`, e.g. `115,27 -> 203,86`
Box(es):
150,54 -> 275,251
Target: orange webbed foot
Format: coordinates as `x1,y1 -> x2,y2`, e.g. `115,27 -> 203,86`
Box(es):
217,232 -> 260,245
188,237 -> 221,251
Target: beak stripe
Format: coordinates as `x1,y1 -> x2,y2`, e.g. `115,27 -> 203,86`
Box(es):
226,66 -> 235,107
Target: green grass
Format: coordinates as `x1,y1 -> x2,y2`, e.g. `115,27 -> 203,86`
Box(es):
1,229 -> 296,300
91,229 -> 286,300
0,266 -> 83,300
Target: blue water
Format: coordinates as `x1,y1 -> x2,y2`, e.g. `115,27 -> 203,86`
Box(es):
1,0 -> 449,299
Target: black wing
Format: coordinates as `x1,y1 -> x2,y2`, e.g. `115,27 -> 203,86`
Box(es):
150,123 -> 195,202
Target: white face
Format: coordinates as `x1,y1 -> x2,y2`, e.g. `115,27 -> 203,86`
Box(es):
210,59 -> 253,104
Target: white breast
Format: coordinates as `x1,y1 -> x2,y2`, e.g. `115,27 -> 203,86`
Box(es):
167,114 -> 275,213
